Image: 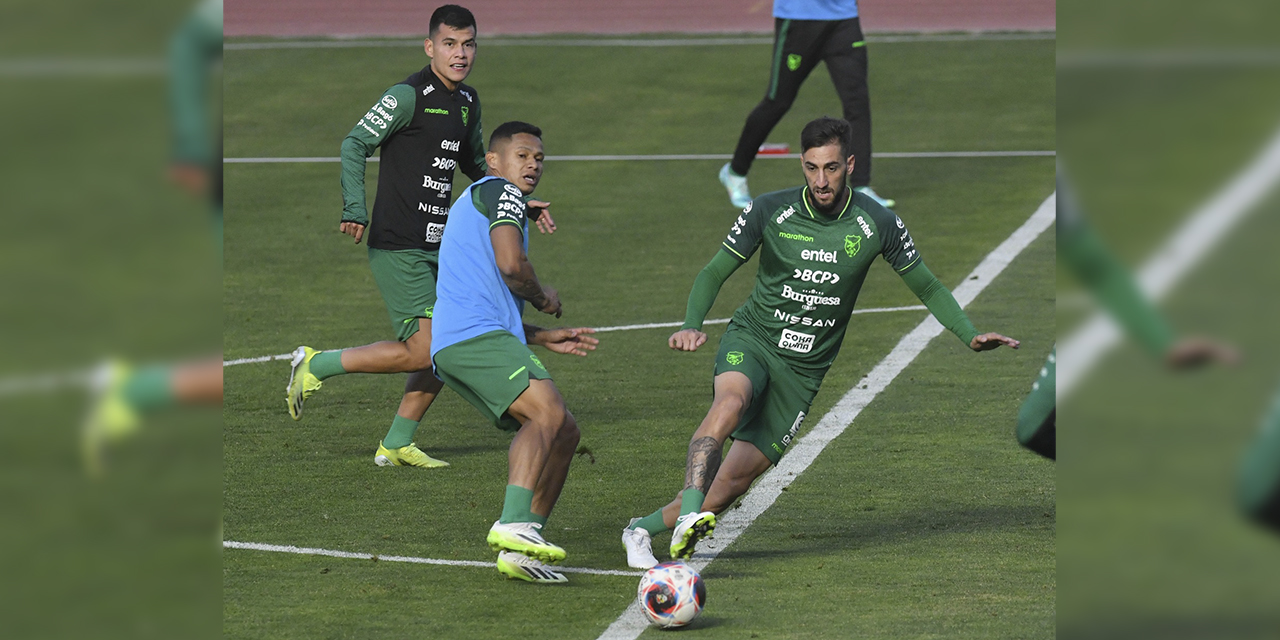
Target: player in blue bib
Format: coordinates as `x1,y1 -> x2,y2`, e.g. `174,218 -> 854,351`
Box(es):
431,121 -> 599,584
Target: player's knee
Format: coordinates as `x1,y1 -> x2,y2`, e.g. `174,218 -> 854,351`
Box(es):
534,402 -> 568,436
558,411 -> 580,446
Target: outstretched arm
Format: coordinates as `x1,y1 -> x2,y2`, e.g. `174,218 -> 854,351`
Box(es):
669,250 -> 743,351
523,324 -> 599,356
900,263 -> 1019,351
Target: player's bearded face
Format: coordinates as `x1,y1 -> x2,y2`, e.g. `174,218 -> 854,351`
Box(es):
425,25 -> 476,87
491,133 -> 545,195
801,143 -> 853,213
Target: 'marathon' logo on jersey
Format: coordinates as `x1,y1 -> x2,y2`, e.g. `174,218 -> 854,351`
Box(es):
779,231 -> 814,243
424,107 -> 449,115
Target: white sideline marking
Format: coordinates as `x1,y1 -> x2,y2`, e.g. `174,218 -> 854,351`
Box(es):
597,194 -> 1056,639
220,306 -> 928,367
0,58 -> 166,77
224,32 -> 1055,51
224,150 -> 1054,164
223,540 -> 643,577
0,370 -> 94,396
1057,124 -> 1280,397
1058,48 -> 1280,69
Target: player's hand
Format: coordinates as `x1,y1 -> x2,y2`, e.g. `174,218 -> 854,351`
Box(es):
669,328 -> 707,352
537,287 -> 562,318
1164,336 -> 1239,370
528,200 -> 557,234
340,221 -> 366,244
534,327 -> 599,356
970,332 -> 1020,351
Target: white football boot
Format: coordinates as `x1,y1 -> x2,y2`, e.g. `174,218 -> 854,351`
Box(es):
622,518 -> 660,569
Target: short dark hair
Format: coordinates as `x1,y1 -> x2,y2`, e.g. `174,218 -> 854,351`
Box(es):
429,5 -> 476,37
800,117 -> 853,158
490,121 -> 542,149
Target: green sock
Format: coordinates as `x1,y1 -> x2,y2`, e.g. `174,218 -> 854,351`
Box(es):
531,512 -> 548,527
309,350 -> 346,380
122,366 -> 175,413
499,485 -> 536,524
632,509 -> 671,535
680,488 -> 706,517
382,415 -> 420,450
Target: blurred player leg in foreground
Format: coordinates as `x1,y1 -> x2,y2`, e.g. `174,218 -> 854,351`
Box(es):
1238,384 -> 1280,532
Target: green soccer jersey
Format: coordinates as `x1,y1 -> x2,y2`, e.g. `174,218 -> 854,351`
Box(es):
721,186 -> 922,372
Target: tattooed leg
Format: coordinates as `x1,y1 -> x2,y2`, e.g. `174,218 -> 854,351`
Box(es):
685,435 -> 723,494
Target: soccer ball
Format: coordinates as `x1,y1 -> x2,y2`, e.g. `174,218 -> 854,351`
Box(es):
636,561 -> 707,629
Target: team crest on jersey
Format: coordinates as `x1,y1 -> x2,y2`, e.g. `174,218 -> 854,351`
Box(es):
530,354 -> 545,370
726,351 -> 745,365
461,106 -> 470,125
787,54 -> 802,71
844,234 -> 861,257
381,95 -> 398,110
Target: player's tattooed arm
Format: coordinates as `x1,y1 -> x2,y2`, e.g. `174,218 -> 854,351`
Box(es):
684,436 -> 722,494
492,224 -> 561,317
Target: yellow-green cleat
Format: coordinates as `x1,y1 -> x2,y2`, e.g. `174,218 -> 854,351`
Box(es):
374,441 -> 449,468
487,520 -> 566,564
285,346 -> 323,420
82,360 -> 141,477
670,511 -> 716,560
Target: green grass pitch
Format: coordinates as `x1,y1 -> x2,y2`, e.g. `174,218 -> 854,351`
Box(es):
223,35 -> 1055,638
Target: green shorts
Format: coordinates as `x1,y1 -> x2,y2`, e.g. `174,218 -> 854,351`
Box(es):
432,330 -> 552,432
715,326 -> 823,465
368,247 -> 438,342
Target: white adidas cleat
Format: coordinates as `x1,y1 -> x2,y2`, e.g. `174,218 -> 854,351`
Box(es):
719,163 -> 752,209
487,520 -> 566,564
496,550 -> 568,584
622,518 -> 660,569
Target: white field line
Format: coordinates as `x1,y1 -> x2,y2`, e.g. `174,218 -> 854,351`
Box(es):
224,150 -> 1054,164
220,306 -> 928,367
1057,124 -> 1280,398
0,58 -> 166,77
0,370 -> 95,396
597,193 -> 1056,639
0,305 -> 934,393
1057,48 -> 1280,69
224,32 -> 1055,51
223,540 -> 642,577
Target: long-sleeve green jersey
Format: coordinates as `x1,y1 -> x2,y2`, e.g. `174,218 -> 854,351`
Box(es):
1056,168 -> 1174,356
690,187 -> 978,374
340,66 -> 486,251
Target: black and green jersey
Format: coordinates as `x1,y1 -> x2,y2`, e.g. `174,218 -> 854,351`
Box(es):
340,66 -> 486,252
722,186 -> 921,372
